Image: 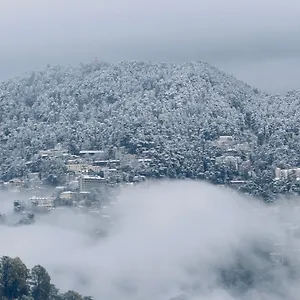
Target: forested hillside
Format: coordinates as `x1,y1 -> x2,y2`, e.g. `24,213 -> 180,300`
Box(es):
0,61 -> 299,199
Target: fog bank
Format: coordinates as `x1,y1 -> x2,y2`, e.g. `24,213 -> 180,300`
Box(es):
1,180 -> 300,299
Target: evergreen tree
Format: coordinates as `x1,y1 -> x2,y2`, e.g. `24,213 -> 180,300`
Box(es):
30,265 -> 51,300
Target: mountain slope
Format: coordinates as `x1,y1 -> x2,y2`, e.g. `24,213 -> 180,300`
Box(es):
0,61 -> 299,197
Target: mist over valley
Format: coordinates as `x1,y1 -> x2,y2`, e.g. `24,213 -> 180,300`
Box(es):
1,181 -> 300,299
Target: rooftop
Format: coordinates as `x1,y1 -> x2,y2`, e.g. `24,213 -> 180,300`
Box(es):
81,175 -> 106,180
79,150 -> 104,154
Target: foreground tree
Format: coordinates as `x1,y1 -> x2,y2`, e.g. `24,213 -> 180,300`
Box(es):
30,265 -> 51,300
61,290 -> 85,300
0,256 -> 92,300
0,256 -> 30,299
49,284 -> 62,300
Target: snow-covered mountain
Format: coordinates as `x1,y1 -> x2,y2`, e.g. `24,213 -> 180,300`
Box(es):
0,61 -> 299,198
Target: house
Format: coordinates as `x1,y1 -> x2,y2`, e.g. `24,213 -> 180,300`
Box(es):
114,147 -> 126,159
26,173 -> 42,188
215,136 -> 235,150
109,159 -> 121,167
215,155 -> 241,171
138,158 -> 153,168
39,143 -> 68,158
59,191 -> 78,205
8,178 -> 24,189
79,150 -> 105,158
236,142 -> 250,152
229,180 -> 247,187
216,135 -> 234,144
103,168 -> 123,183
93,160 -> 110,167
133,175 -> 147,183
223,149 -> 239,157
66,163 -> 104,174
60,191 -> 76,200
66,163 -> 84,173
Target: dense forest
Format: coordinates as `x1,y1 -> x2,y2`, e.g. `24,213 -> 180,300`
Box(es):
0,255 -> 91,300
0,61 -> 300,199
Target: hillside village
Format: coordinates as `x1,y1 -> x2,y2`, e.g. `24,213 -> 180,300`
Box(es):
2,133 -> 300,210
0,142 -> 153,210
1,61 -> 300,203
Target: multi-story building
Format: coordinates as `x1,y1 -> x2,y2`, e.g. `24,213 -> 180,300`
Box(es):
30,196 -> 54,211
78,175 -> 106,193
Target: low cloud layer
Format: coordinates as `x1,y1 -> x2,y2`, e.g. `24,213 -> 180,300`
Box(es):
1,180 -> 300,299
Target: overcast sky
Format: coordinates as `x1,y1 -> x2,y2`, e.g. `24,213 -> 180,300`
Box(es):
0,0 -> 300,93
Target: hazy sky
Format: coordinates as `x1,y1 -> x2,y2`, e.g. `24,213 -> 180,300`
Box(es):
1,181 -> 300,299
0,0 -> 300,93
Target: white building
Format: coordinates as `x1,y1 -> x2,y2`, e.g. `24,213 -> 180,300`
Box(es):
30,196 -> 54,210
39,143 -> 68,158
66,163 -> 104,174
78,175 -> 106,193
275,167 -> 300,180
215,135 -> 235,150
